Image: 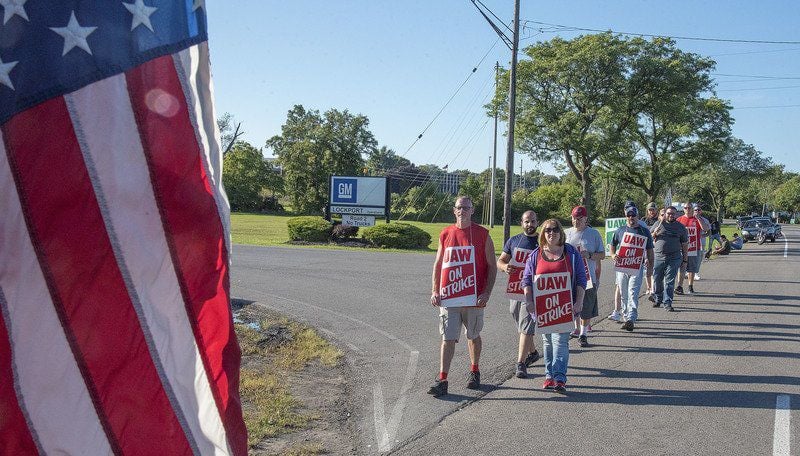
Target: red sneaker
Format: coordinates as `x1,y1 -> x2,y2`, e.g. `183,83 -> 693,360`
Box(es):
554,381 -> 567,393
542,378 -> 556,390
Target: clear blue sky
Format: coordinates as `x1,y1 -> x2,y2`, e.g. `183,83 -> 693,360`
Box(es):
206,1 -> 800,175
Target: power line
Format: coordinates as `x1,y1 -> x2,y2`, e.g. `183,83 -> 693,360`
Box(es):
709,47 -> 800,57
522,20 -> 800,45
400,37 -> 500,158
713,73 -> 800,80
717,84 -> 800,92
733,104 -> 800,109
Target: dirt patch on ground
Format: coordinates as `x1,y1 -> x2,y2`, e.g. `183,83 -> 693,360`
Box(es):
233,301 -> 357,455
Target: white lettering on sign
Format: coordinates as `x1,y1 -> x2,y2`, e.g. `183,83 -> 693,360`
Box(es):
338,182 -> 353,198
442,246 -> 474,268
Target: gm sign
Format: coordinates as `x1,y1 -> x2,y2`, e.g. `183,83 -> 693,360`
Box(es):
332,177 -> 357,203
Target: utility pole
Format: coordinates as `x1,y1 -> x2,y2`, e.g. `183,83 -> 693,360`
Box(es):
502,0 -> 520,244
490,61 -> 499,228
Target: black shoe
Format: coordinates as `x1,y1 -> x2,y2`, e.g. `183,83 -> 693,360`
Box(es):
622,320 -> 634,331
466,371 -> 480,389
648,294 -> 656,303
675,286 -> 684,295
427,379 -> 448,397
554,381 -> 567,393
688,285 -> 695,294
515,362 -> 527,378
525,349 -> 540,367
665,305 -> 675,312
652,301 -> 662,308
578,335 -> 589,347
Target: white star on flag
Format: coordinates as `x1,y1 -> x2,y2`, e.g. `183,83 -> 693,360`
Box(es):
50,11 -> 98,56
0,0 -> 29,24
0,57 -> 18,90
123,0 -> 157,32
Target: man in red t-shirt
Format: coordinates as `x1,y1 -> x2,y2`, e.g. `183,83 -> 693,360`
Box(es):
428,196 -> 497,397
676,203 -> 706,294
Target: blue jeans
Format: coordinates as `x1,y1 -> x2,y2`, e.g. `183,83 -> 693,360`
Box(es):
653,255 -> 682,306
616,267 -> 644,322
541,332 -> 570,383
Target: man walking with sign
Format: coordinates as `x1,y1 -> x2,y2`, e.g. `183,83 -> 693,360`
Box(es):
610,203 -> 654,331
565,206 -> 605,347
522,219 -> 586,393
676,203 -> 706,294
498,210 -> 541,378
428,196 -> 497,397
651,207 -> 689,311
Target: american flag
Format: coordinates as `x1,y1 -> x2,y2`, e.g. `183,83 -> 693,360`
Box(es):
0,1 -> 247,454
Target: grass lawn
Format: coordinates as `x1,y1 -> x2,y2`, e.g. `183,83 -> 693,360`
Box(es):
231,212 -> 608,255
231,212 -> 744,255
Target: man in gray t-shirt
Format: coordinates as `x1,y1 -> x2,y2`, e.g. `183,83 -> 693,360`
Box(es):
650,206 -> 689,310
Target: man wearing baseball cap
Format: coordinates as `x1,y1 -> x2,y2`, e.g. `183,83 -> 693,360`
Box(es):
565,205 -> 605,347
609,203 -> 654,331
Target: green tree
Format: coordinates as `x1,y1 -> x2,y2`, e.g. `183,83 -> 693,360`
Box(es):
602,38 -> 732,202
217,112 -> 244,156
527,182 -> 581,222
682,139 -> 771,220
366,146 -> 411,175
268,105 -> 377,214
774,176 -> 800,219
492,33 -> 635,209
222,141 -> 274,211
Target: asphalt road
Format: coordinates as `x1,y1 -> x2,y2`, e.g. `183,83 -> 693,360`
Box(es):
231,225 -> 799,455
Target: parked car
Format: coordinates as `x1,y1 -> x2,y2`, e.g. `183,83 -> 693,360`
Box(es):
740,219 -> 781,242
736,216 -> 753,229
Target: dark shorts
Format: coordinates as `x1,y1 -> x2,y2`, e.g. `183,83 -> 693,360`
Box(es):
509,300 -> 536,335
580,287 -> 599,319
686,255 -> 700,273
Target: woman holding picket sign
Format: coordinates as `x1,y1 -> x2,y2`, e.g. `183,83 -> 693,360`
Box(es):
522,219 -> 586,393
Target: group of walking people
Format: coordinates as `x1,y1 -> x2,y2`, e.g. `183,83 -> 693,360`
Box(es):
427,195 -> 728,397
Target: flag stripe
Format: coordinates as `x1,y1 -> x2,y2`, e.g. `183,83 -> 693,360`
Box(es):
0,133 -> 113,455
66,72 -> 230,455
126,54 -> 247,455
174,44 -> 232,256
0,289 -> 39,456
2,98 -> 193,455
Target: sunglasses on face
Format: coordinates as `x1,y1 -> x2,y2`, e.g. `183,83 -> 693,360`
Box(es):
543,227 -> 560,233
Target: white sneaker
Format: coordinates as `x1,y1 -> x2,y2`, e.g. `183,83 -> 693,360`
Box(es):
694,274 -> 701,280
608,311 -> 622,322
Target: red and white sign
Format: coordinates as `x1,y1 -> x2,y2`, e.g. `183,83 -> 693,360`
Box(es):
440,246 -> 478,307
505,247 -> 534,300
532,272 -> 574,334
614,232 -> 648,274
687,225 -> 699,256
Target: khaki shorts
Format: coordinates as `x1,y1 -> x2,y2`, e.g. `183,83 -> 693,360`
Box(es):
509,300 -> 535,335
439,306 -> 484,341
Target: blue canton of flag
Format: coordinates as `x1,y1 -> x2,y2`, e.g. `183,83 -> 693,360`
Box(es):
0,0 -> 207,123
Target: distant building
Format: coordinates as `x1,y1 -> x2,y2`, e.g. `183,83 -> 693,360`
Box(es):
438,172 -> 463,195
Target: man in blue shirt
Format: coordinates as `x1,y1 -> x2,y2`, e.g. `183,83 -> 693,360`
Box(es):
498,210 -> 541,378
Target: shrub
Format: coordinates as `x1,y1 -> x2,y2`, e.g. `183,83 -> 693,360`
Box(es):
287,216 -> 332,242
331,224 -> 359,240
361,223 -> 431,249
